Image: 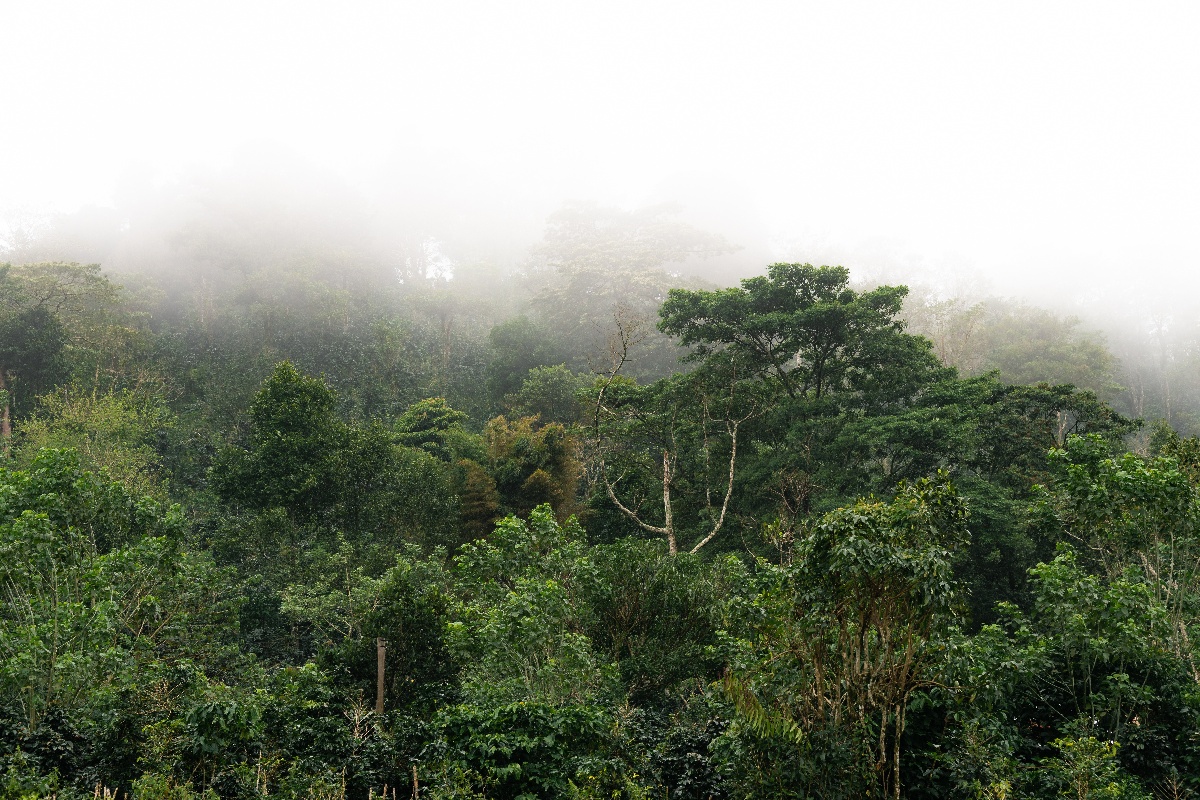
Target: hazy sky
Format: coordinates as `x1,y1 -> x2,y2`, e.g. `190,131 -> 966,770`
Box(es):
2,1 -> 1198,299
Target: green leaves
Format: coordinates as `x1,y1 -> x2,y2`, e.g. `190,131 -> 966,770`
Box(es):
211,362 -> 346,520
451,508 -> 609,706
433,700 -> 612,799
212,364 -> 461,545
394,397 -> 469,460
720,476 -> 968,797
13,386 -> 175,500
659,263 -> 938,402
0,450 -> 236,739
930,537 -> 1200,797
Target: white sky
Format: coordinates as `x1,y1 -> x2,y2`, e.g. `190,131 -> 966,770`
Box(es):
2,1 -> 1198,299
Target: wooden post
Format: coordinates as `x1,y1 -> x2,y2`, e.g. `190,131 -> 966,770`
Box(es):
376,637 -> 387,714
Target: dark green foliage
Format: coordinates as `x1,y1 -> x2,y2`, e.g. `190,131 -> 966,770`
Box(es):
338,423 -> 459,544
914,548 -> 1199,799
504,364 -> 588,425
720,476 -> 969,799
394,397 -> 470,460
318,554 -> 458,714
210,362 -> 346,520
659,263 -> 943,402
483,416 -> 581,519
0,452 -> 241,794
583,538 -> 728,703
486,316 -> 566,406
0,305 -> 68,419
432,701 -> 612,799
626,701 -> 731,800
211,363 -> 459,544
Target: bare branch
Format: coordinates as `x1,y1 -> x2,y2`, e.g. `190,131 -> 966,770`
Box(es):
603,474 -> 670,538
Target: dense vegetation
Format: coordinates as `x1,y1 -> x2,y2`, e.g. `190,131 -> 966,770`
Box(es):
3,200 -> 1200,799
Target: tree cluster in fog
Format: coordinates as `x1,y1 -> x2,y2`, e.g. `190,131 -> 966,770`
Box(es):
7,156 -> 1200,437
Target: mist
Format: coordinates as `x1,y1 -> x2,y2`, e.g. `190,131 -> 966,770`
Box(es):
4,2 -> 1200,426
4,3 -> 1198,285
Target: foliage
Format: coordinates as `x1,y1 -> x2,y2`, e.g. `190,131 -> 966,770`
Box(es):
210,361 -> 347,520
305,547 -> 459,714
0,450 -> 239,792
13,386 -> 174,499
451,506 -> 616,706
431,700 -> 613,800
924,546 -> 1200,799
582,538 -> 734,702
7,252 -> 1200,798
394,397 -> 470,461
720,476 -> 969,798
660,263 -> 942,403
486,316 -> 567,407
212,363 -> 459,545
483,416 -> 582,519
504,364 -> 588,425
0,306 -> 67,421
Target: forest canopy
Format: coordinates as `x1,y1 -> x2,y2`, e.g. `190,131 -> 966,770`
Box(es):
1,200 -> 1197,799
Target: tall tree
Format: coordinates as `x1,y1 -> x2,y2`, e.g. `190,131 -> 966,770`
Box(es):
591,264 -> 948,551
591,341 -> 761,554
659,263 -> 934,403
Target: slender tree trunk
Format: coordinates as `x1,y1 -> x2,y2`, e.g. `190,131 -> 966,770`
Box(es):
376,637 -> 387,714
0,369 -> 11,456
663,451 -> 676,555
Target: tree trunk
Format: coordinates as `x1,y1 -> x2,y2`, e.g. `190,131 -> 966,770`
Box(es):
663,451 -> 676,555
0,368 -> 11,455
375,637 -> 387,714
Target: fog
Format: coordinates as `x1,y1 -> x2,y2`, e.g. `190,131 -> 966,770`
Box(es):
3,2 -> 1199,309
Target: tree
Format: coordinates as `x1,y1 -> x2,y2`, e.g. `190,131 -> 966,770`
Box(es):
722,476 -> 968,799
485,316 -> 566,406
393,396 -> 470,461
933,548 -> 1192,799
1041,434 -> 1200,676
582,536 -> 733,702
504,364 -> 588,425
481,415 -> 582,520
591,346 -> 760,555
0,449 -> 236,737
0,306 -> 67,446
591,264 -> 946,553
277,545 -> 458,715
211,361 -> 347,520
451,506 -> 610,702
13,386 -> 174,499
903,292 -> 1123,402
659,263 -> 936,402
213,364 -> 460,546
